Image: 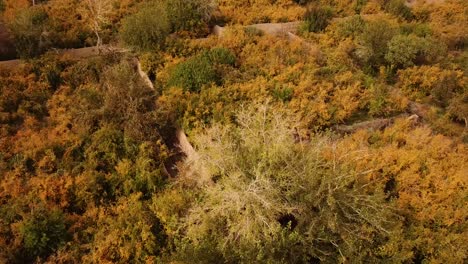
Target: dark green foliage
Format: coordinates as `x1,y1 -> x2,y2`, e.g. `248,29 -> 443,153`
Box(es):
8,6 -> 50,58
385,34 -> 437,68
18,208 -> 68,262
203,47 -> 236,66
384,0 -> 413,20
355,18 -> 398,70
335,15 -> 366,39
164,0 -> 213,35
272,84 -> 293,102
120,2 -> 170,52
168,48 -> 236,92
400,22 -> 432,37
168,55 -> 216,92
302,5 -> 334,33
85,127 -> 127,172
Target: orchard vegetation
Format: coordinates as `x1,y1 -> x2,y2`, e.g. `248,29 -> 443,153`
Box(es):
0,0 -> 467,263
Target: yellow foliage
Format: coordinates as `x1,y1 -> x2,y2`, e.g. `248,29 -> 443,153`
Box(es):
338,120 -> 468,262
218,0 -> 305,24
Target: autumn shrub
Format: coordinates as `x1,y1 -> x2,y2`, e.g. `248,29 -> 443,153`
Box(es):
84,127 -> 128,173
425,0 -> 468,49
216,0 -> 304,25
344,120 -> 468,262
293,0 -> 313,5
71,59 -> 158,139
45,0 -> 92,48
272,84 -> 293,102
301,4 -> 334,33
366,82 -> 408,117
397,65 -> 466,106
101,60 -> 158,140
447,94 -> 467,126
119,1 -> 170,52
86,194 -> 167,263
173,103 -> 398,263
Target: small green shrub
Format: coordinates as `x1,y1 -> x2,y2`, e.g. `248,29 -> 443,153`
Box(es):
202,47 -> 236,66
164,0 -> 214,35
385,34 -> 444,68
385,0 -> 413,20
168,56 -> 217,92
354,0 -> 368,14
355,18 -> 398,70
400,23 -> 432,37
272,85 -> 293,102
85,127 -> 127,172
301,5 -> 334,33
120,2 -> 170,51
243,26 -> 264,37
335,15 -> 366,39
168,48 -> 236,92
18,208 -> 68,262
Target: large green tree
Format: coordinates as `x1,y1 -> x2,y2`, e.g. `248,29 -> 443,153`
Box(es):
173,103 -> 399,263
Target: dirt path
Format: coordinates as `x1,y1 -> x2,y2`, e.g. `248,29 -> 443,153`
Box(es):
213,22 -> 302,37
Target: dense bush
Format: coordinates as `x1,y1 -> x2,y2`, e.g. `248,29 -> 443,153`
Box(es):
167,48 -> 236,92
173,104 -> 398,263
0,0 -> 467,262
301,4 -> 334,33
385,34 -> 427,68
164,0 -> 214,35
384,0 -> 413,20
86,194 -> 167,263
355,18 -> 398,70
8,6 -> 50,58
167,55 -> 217,92
333,15 -> 366,39
119,2 -> 170,52
397,65 -> 466,106
17,207 -> 68,262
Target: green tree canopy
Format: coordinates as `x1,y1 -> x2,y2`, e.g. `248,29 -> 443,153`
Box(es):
174,103 -> 399,263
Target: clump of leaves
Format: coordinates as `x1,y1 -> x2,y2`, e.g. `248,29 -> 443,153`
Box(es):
119,1 -> 170,52
17,207 -> 69,262
167,47 -> 236,92
301,4 -> 334,33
